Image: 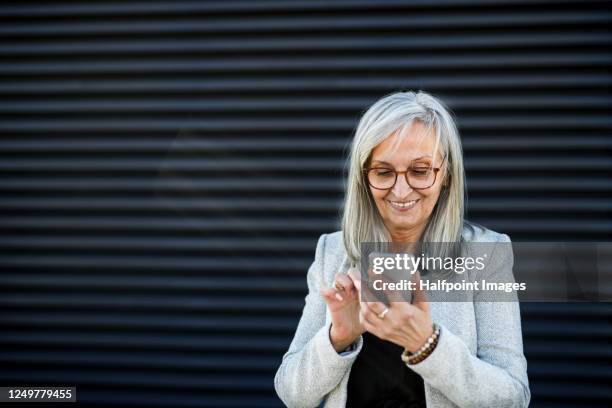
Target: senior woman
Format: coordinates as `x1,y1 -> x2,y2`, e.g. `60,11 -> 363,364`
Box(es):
274,91 -> 530,407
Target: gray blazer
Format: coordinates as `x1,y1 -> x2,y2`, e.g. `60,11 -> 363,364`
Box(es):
274,224 -> 530,407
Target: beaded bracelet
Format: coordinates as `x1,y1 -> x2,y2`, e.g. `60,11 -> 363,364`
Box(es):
400,323 -> 440,365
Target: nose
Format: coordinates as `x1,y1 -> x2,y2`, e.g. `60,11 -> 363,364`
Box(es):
391,172 -> 413,198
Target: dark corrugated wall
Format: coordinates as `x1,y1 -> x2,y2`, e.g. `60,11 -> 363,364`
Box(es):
0,1 -> 610,407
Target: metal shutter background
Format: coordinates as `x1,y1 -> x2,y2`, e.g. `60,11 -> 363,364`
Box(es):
0,1 -> 610,407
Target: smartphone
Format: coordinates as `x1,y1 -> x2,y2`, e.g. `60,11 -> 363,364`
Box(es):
365,251 -> 415,304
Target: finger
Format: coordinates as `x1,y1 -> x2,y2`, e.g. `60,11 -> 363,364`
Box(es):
360,303 -> 384,337
360,301 -> 381,327
359,267 -> 383,303
364,300 -> 388,317
358,304 -> 366,326
334,273 -> 357,296
362,318 -> 379,337
332,276 -> 352,302
347,267 -> 362,299
320,287 -> 343,302
353,275 -> 362,297
347,266 -> 361,285
411,271 -> 429,312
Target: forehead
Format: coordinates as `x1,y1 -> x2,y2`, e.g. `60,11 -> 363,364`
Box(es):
370,121 -> 443,164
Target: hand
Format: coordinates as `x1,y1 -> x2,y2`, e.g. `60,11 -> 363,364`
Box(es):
320,267 -> 365,352
355,271 -> 433,353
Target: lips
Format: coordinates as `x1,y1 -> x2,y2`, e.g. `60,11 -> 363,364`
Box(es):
387,199 -> 419,211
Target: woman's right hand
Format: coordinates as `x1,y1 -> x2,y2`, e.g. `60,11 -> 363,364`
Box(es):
320,268 -> 365,353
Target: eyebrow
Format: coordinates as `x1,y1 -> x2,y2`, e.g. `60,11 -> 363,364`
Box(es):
371,156 -> 434,166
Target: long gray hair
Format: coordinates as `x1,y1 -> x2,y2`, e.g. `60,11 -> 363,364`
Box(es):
341,90 -> 466,266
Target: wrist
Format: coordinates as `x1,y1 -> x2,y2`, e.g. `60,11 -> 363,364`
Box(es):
329,324 -> 357,353
402,321 -> 434,353
401,323 -> 440,365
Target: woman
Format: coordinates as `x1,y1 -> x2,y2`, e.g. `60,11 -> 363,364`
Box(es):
274,91 -> 530,407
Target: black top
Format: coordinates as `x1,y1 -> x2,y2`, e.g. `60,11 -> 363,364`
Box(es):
345,331 -> 426,408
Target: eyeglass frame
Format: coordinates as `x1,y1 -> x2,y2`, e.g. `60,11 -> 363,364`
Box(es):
363,156 -> 447,191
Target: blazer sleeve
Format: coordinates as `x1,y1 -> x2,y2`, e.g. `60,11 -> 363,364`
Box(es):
274,233 -> 364,408
408,233 -> 531,408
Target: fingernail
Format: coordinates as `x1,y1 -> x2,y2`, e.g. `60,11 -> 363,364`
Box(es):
335,293 -> 344,301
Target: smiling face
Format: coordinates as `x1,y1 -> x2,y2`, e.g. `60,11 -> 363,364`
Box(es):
367,121 -> 446,243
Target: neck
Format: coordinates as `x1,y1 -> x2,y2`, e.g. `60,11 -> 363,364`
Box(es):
389,222 -> 427,244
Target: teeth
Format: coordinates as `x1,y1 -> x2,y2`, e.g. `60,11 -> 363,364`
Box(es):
389,200 -> 418,208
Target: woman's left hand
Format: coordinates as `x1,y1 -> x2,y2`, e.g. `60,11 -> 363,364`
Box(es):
355,273 -> 433,353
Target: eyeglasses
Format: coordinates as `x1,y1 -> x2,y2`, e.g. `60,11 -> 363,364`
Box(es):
364,157 -> 446,190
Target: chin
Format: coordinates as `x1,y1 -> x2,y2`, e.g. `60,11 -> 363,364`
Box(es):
387,217 -> 419,229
